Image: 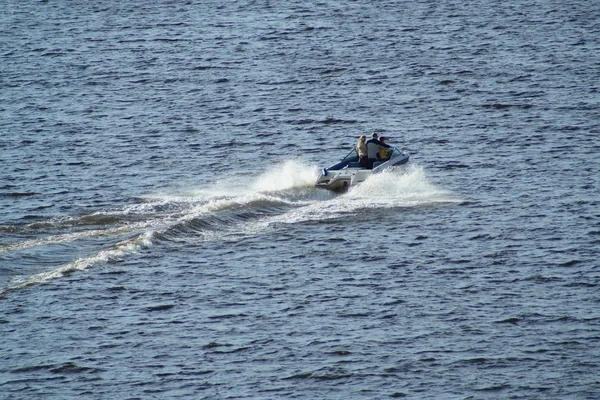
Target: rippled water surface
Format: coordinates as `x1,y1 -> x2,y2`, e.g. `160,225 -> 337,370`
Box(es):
1,1 -> 599,399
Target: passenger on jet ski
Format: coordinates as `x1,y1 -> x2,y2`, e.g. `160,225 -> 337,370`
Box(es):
356,135 -> 368,169
378,136 -> 392,161
366,132 -> 390,168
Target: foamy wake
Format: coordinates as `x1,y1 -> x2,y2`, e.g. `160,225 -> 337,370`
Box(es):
346,165 -> 458,205
1,160 -> 456,296
253,160 -> 320,192
0,222 -> 152,254
252,165 -> 458,228
0,161 -> 317,295
0,232 -> 153,297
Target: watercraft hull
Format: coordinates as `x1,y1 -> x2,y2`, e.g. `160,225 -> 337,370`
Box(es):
315,148 -> 409,192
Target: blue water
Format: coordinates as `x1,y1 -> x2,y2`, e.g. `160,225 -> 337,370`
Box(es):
1,1 -> 599,399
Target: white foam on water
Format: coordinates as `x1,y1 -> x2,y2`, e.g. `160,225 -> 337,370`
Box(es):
1,162 -> 455,295
0,161 -> 315,257
137,159 -> 321,224
0,162 -> 320,294
1,231 -> 154,297
141,160 -> 318,209
141,163 -> 459,241
345,165 -> 460,207
0,222 -> 152,254
230,164 -> 460,233
252,160 -> 320,192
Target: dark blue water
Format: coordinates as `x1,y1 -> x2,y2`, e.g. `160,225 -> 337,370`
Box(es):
1,1 -> 600,399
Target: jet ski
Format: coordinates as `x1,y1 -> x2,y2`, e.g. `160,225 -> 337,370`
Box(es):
315,146 -> 410,191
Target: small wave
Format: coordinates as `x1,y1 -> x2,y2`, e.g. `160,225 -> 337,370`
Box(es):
0,221 -> 154,254
196,193 -> 296,215
152,193 -> 297,244
0,192 -> 38,197
482,103 -> 534,110
0,202 -> 169,234
0,232 -> 153,298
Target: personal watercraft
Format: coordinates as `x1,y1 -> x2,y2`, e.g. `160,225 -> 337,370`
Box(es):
315,147 -> 410,191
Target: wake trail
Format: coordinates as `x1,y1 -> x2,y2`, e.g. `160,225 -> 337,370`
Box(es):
0,232 -> 153,298
1,161 -> 456,297
0,161 -> 320,296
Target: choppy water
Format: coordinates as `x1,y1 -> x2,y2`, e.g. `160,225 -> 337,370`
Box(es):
1,1 -> 599,399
